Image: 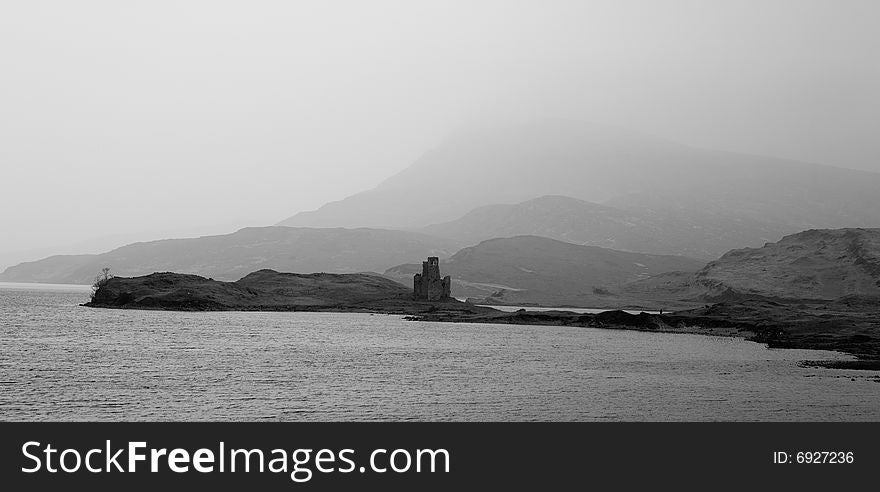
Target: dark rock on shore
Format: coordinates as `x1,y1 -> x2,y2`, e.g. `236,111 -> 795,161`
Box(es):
408,298 -> 880,363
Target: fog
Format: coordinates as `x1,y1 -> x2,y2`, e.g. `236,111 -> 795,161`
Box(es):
1,0 -> 878,267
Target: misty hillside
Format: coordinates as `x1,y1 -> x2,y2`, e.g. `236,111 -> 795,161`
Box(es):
420,195 -> 789,259
605,164 -> 880,238
0,227 -> 462,285
623,228 -> 880,302
385,235 -> 704,307
278,121 -> 880,242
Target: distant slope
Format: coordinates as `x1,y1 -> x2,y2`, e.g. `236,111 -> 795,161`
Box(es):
278,120 -> 880,242
605,161 -> 880,234
0,254 -> 97,284
623,228 -> 880,302
385,235 -> 704,306
0,227 -> 462,285
420,195 -> 787,259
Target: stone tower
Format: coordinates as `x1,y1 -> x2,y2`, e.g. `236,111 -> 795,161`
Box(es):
413,256 -> 451,301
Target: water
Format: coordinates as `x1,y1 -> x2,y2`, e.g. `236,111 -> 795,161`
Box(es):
1,283 -> 879,421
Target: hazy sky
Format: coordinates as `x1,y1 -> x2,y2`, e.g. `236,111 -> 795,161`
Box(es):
1,0 -> 878,266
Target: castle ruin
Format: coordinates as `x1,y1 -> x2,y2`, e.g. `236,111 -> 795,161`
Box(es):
413,256 -> 451,301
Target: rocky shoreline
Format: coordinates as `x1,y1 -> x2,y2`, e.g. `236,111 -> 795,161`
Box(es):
83,269 -> 500,316
406,299 -> 880,369
86,271 -> 880,370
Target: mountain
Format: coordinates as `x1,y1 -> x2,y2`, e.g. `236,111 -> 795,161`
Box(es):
0,227 -> 462,285
277,120 -> 880,243
420,195 -> 787,259
623,228 -> 880,302
385,235 -> 704,307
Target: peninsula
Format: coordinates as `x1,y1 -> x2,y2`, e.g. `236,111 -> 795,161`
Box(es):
84,268 -> 492,316
85,258 -> 880,368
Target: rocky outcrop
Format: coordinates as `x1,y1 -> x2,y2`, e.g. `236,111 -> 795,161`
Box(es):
624,228 -> 880,303
86,269 -> 492,315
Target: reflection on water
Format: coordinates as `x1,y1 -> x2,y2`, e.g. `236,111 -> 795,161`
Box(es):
1,284 -> 878,421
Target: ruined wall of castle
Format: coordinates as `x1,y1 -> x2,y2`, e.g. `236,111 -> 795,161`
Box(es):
413,256 -> 451,301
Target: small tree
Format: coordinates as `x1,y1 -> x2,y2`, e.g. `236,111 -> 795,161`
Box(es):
90,267 -> 113,301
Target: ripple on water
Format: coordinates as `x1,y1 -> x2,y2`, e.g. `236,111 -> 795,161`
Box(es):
1,285 -> 879,421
